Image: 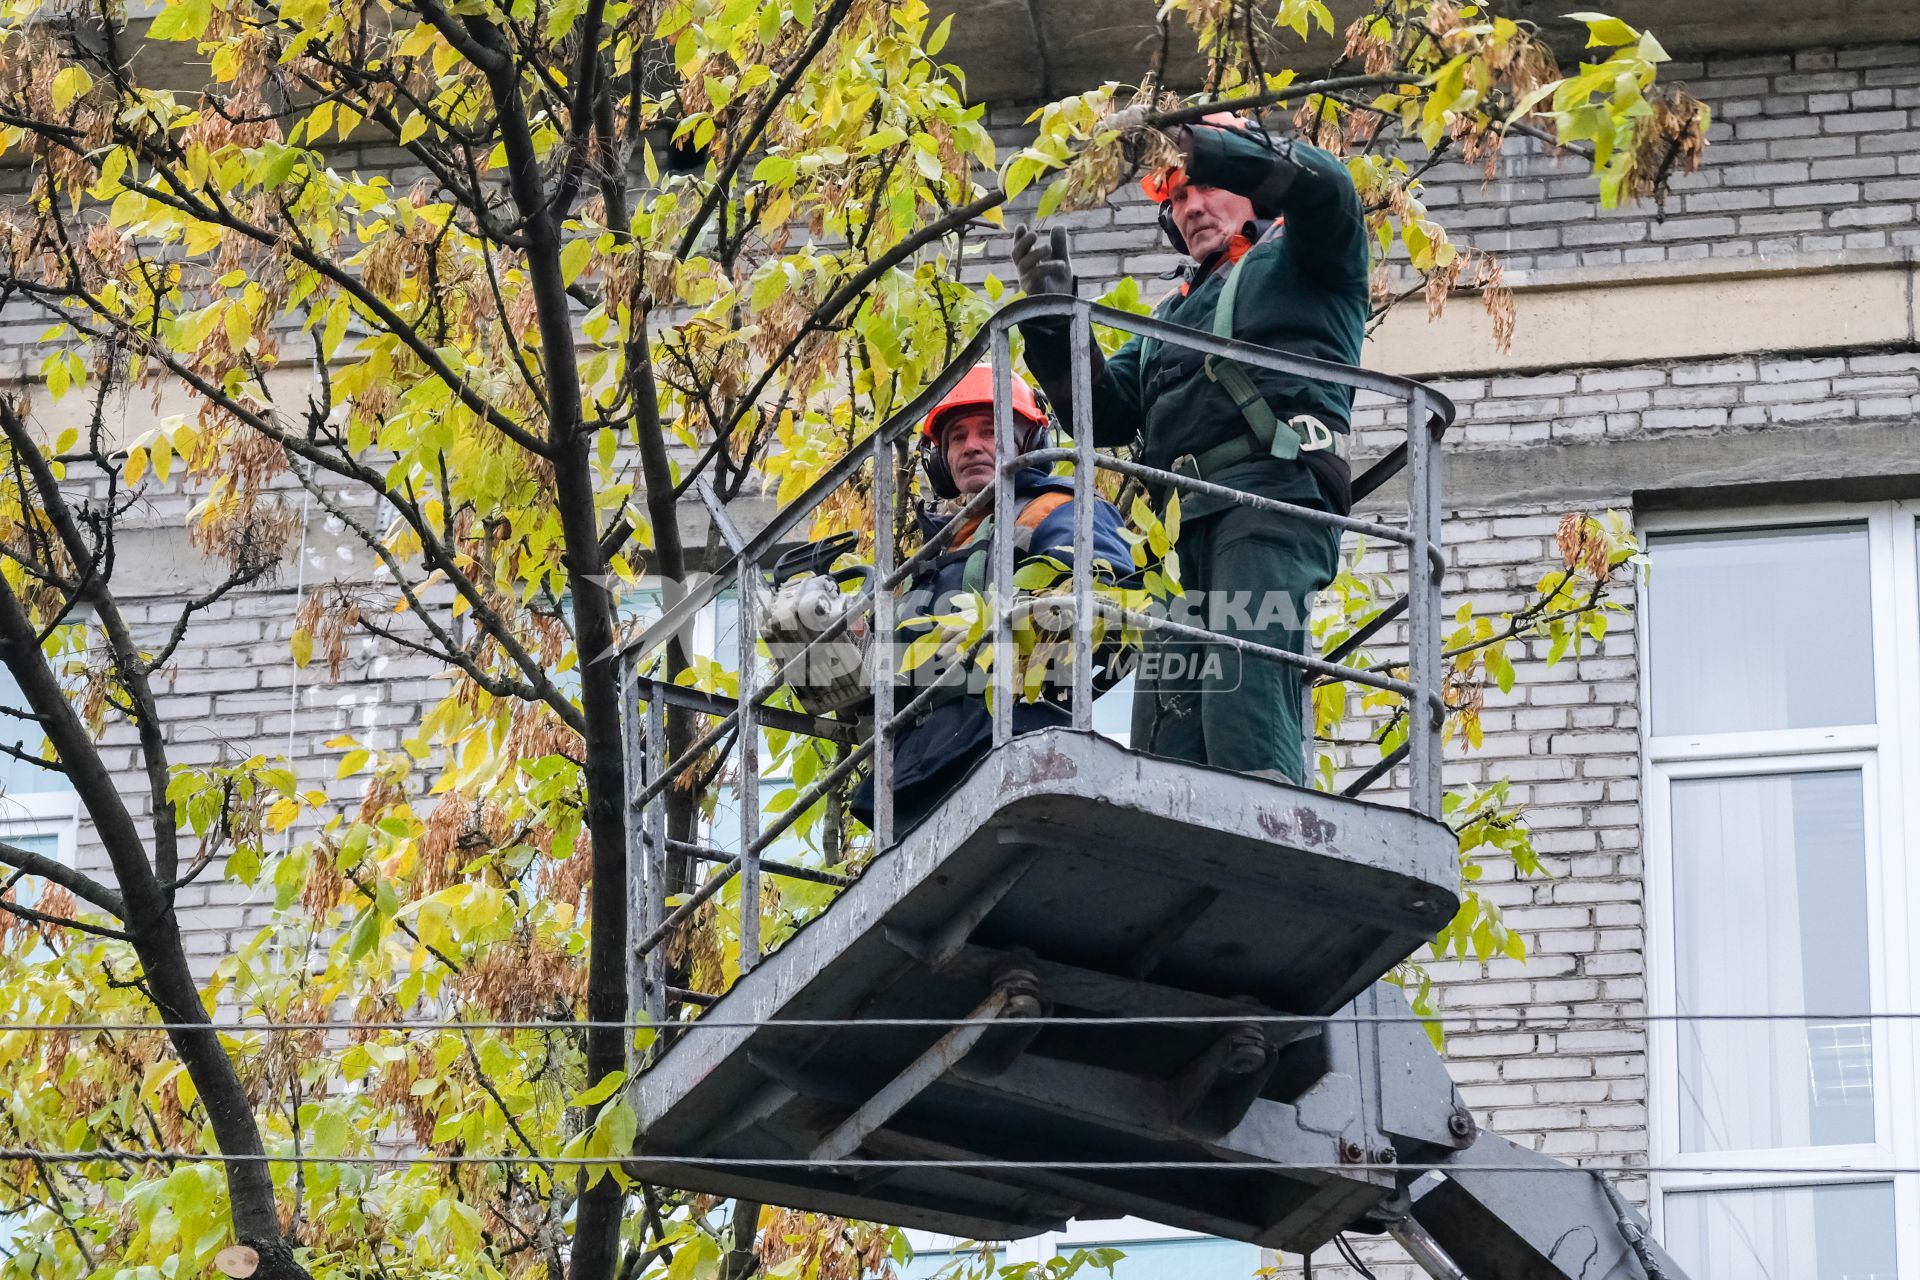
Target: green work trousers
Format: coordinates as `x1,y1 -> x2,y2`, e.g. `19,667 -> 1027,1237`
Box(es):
1129,502 -> 1343,783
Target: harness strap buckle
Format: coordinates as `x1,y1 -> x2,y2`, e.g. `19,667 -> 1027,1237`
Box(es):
1292,414 -> 1335,452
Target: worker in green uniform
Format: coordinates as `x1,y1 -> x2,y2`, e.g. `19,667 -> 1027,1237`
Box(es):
1011,110 -> 1366,784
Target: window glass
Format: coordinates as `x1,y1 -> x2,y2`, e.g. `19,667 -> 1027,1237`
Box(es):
705,761 -> 810,862
1665,1181 -> 1896,1280
552,588 -> 665,697
0,666 -> 74,798
5,830 -> 65,963
1649,526 -> 1874,736
1670,770 -> 1873,1152
1073,1238 -> 1260,1280
713,590 -> 743,669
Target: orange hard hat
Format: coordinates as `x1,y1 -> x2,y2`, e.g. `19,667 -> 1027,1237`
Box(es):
1140,110 -> 1249,203
921,363 -> 1045,439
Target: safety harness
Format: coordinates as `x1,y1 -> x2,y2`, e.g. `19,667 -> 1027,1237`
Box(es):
950,491 -> 1073,596
1139,244 -> 1347,483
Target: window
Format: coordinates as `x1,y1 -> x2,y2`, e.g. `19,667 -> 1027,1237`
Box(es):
2,828 -> 70,964
552,584 -> 663,701
1642,504 -> 1920,1280
0,661 -> 84,971
0,661 -> 75,802
1092,672 -> 1133,745
902,1220 -> 1268,1280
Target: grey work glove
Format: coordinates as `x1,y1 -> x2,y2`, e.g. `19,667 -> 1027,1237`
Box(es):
1011,224 -> 1074,296
1102,102 -> 1180,168
1101,103 -> 1153,140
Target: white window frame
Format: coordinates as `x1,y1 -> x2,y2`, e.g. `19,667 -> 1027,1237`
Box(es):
0,791 -> 81,835
1638,499 -> 1920,1277
0,796 -> 83,888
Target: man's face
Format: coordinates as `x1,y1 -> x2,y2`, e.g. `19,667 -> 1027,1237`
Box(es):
937,406 -> 999,496
1169,180 -> 1257,263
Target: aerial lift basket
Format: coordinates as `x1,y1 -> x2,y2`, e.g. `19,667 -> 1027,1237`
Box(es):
619,299 -> 1690,1280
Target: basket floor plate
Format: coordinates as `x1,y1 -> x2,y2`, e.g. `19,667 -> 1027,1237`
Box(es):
633,730 -> 1460,1243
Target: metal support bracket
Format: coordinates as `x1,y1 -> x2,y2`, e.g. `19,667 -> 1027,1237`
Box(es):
882,849 -> 1041,969
1169,1021 -> 1278,1135
810,970 -> 1043,1165
1408,1129 -> 1689,1279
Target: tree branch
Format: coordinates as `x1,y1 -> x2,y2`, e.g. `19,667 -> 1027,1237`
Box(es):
0,896 -> 132,942
9,278 -> 576,729
120,175 -> 552,459
618,187 -> 1003,546
284,463 -> 586,734
0,738 -> 67,778
146,556 -> 282,675
0,839 -> 124,918
396,0 -> 509,73
0,399 -> 182,887
674,0 -> 858,261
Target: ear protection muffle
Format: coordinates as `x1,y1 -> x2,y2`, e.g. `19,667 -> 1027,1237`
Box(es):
920,430 -> 959,500
1157,201 -> 1188,256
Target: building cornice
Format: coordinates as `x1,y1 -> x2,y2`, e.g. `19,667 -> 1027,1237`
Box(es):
1368,248 -> 1920,380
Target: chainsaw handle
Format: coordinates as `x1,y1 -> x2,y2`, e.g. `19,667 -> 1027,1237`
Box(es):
771,531 -> 861,585
827,564 -> 875,588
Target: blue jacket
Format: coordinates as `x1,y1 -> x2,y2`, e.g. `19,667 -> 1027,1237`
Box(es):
851,467 -> 1131,823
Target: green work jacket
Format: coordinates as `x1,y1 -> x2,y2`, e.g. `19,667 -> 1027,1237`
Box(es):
1024,127 -> 1370,521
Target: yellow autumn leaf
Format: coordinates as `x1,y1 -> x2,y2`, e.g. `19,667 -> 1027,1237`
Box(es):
50,66 -> 93,112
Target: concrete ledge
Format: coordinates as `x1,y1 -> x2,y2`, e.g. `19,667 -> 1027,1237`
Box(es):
1362,418 -> 1920,514
1368,250 -> 1920,379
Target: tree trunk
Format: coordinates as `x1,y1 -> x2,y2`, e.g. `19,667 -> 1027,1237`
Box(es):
140,923 -> 313,1280
0,581 -> 312,1279
470,36 -> 641,1278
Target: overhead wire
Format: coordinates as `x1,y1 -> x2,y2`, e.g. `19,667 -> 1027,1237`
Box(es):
0,1148 -> 1911,1176
0,1009 -> 1909,1033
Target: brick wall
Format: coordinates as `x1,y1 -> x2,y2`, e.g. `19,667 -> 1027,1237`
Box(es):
1427,506 -> 1648,1157
55,485 -> 447,959
968,41 -> 1920,290
1423,45 -> 1920,269
1351,350 -> 1920,453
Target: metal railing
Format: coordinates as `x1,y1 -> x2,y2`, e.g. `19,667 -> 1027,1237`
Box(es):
618,296 -> 1456,1028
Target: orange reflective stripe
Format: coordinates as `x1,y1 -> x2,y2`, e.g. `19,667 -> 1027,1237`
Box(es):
1015,492 -> 1072,531
944,492 -> 1071,561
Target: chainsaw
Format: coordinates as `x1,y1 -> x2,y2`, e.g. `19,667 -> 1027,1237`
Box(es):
760,532 -> 877,718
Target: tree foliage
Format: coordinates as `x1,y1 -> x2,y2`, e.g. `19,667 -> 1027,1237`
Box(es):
0,0 -> 1701,1276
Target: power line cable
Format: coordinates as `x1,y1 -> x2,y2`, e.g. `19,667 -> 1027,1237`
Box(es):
0,1010 -> 1908,1033
0,1013 -> 1912,1036
0,1148 -> 1913,1176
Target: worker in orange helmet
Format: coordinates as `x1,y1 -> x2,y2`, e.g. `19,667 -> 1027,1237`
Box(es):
850,363 -> 1130,835
1007,106 -> 1368,787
